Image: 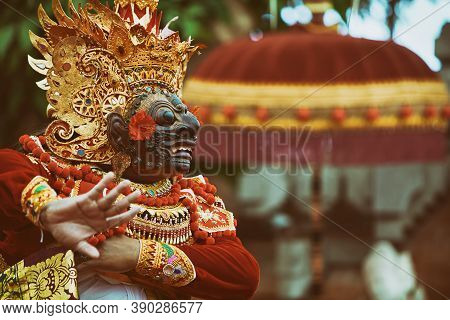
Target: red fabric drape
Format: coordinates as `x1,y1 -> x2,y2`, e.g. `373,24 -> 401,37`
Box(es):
177,237 -> 260,299
0,149 -> 52,266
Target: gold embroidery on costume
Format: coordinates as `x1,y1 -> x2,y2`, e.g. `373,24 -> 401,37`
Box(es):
128,204 -> 192,245
136,240 -> 160,274
0,254 -> 8,273
0,251 -> 78,300
129,179 -> 172,197
21,176 -> 58,227
136,240 -> 196,287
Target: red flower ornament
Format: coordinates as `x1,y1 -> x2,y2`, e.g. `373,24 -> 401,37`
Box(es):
129,110 -> 156,141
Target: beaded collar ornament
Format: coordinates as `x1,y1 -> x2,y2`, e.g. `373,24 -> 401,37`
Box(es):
19,134 -> 233,245
28,0 -> 199,164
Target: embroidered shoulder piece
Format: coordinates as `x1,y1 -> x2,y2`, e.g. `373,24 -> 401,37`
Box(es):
136,240 -> 196,287
21,176 -> 58,227
0,250 -> 78,300
181,175 -> 238,241
197,196 -> 237,235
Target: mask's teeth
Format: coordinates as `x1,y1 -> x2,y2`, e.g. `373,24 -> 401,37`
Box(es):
172,146 -> 193,153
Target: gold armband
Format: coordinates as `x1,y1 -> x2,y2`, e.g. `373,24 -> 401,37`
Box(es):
136,240 -> 196,287
21,176 -> 58,227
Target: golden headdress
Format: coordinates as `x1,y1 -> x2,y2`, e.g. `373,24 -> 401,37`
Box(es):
28,0 -> 199,164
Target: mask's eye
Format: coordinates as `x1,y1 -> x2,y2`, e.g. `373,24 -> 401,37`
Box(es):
155,107 -> 175,126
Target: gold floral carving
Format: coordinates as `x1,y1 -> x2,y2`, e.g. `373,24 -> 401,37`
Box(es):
115,0 -> 159,11
0,251 -> 78,300
30,0 -> 198,164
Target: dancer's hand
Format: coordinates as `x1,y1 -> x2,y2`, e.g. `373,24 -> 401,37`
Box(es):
78,236 -> 140,273
39,172 -> 140,259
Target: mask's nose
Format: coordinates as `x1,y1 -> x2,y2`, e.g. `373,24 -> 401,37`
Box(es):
179,109 -> 200,138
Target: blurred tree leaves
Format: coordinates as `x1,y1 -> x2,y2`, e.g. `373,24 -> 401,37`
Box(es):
0,26 -> 14,57
0,1 -> 49,146
161,2 -> 214,41
158,0 -> 268,43
331,0 -> 417,35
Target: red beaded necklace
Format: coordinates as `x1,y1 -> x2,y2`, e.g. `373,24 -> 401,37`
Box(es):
19,135 -> 230,245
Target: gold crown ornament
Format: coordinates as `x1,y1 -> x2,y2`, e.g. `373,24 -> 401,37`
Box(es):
115,0 -> 159,11
28,0 -> 199,164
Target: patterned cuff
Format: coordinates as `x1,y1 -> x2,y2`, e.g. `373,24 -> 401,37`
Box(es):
21,176 -> 58,227
136,240 -> 196,287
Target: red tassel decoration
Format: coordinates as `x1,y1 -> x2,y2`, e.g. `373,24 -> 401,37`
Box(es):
194,230 -> 208,240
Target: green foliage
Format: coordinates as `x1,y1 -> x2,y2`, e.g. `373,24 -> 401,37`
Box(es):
331,0 -> 415,32
0,1 -> 48,146
332,0 -> 355,23
159,0 -> 232,41
0,25 -> 14,58
161,2 -> 211,40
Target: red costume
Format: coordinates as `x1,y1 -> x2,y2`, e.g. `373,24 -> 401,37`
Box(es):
0,147 -> 259,300
0,0 -> 259,300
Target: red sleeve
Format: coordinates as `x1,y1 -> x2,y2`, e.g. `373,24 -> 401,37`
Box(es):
176,237 -> 260,299
0,149 -> 51,265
